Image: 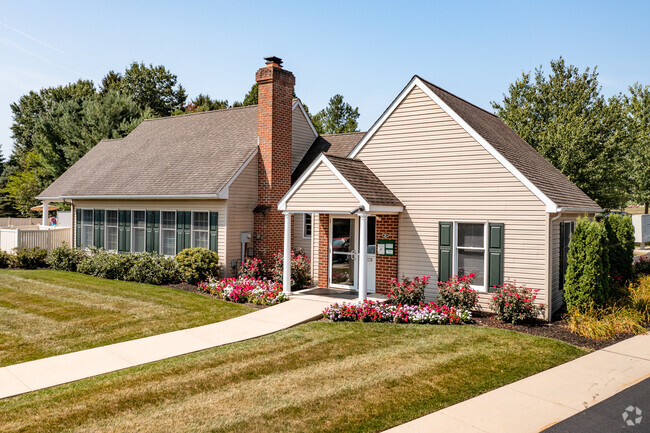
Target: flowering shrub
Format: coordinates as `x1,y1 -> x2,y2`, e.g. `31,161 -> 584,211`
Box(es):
489,282 -> 545,324
387,276 -> 430,305
239,257 -> 266,279
322,299 -> 470,324
273,249 -> 311,289
437,274 -> 478,310
634,256 -> 650,276
198,277 -> 288,306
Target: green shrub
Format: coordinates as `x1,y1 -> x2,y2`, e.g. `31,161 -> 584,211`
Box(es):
564,216 -> 610,312
175,248 -> 221,284
437,274 -> 479,310
127,253 -> 182,285
489,282 -> 545,324
272,250 -> 311,289
387,276 -> 430,305
77,249 -> 136,280
46,243 -> 86,272
0,251 -> 12,269
604,214 -> 635,283
239,257 -> 266,279
12,247 -> 48,269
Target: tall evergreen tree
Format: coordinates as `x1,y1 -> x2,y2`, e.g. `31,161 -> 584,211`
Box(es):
492,58 -> 630,209
623,83 -> 650,213
311,94 -> 360,135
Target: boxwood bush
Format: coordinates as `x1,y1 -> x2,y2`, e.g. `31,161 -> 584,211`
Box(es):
175,247 -> 221,284
0,250 -> 12,269
47,243 -> 87,272
128,253 -> 181,285
13,247 -> 48,269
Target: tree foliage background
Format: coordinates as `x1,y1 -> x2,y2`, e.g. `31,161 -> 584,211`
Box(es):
492,57 -> 649,211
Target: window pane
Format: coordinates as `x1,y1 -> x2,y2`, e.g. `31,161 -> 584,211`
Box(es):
304,214 -> 312,237
82,225 -> 93,248
106,210 -> 118,225
162,230 -> 175,256
82,209 -> 93,224
133,228 -> 145,252
193,231 -> 208,249
458,249 -> 484,286
106,227 -> 118,251
193,212 -> 208,230
162,211 -> 175,229
133,211 -> 145,228
458,223 -> 484,248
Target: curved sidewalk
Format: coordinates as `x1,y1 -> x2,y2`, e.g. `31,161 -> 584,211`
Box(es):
385,333 -> 650,433
0,295 -> 337,400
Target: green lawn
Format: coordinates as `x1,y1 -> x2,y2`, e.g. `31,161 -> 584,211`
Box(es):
0,322 -> 587,433
0,270 -> 255,366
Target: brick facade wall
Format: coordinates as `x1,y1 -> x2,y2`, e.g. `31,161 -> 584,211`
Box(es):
253,60 -> 295,265
375,214 -> 399,294
317,213 -> 329,286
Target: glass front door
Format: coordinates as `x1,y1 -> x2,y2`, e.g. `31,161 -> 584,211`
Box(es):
330,217 -> 356,288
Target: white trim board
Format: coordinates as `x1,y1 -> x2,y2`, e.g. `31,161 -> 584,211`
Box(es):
348,76 -> 564,213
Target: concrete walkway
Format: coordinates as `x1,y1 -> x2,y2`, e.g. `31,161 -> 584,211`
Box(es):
385,333 -> 650,433
0,293 -> 351,400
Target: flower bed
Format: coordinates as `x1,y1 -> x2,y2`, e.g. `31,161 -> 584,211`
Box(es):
323,300 -> 470,324
198,277 -> 288,306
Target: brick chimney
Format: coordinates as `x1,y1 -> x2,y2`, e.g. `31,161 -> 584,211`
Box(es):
254,56 -> 295,265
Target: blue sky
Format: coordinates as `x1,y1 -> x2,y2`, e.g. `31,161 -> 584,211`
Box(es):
1,0 -> 649,157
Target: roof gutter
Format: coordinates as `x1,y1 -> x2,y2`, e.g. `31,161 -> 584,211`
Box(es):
39,194 -> 223,200
555,206 -> 604,214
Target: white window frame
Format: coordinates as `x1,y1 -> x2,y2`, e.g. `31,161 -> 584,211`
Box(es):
191,210 -> 210,249
80,208 -> 94,249
303,213 -> 312,239
104,209 -> 119,251
453,221 -> 488,292
131,209 -> 147,253
160,210 -> 177,256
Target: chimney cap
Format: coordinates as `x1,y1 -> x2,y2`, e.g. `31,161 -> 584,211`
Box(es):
264,56 -> 283,66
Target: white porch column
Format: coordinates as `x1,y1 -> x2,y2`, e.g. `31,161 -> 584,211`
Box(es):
283,212 -> 292,295
358,212 -> 368,301
41,200 -> 49,227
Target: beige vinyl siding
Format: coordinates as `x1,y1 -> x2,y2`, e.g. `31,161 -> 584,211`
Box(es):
285,162 -> 360,212
225,155 -> 258,277
292,105 -> 317,172
71,198 -> 227,270
293,213 -> 312,260
356,85 -> 549,309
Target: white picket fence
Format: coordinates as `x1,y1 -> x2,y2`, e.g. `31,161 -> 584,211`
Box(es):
0,227 -> 71,252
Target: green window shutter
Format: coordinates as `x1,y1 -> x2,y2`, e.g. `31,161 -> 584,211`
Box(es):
438,221 -> 452,283
118,210 -> 131,252
146,211 -> 160,253
75,209 -> 82,248
93,210 -> 105,249
176,211 -> 191,253
488,223 -> 505,290
209,212 -> 218,252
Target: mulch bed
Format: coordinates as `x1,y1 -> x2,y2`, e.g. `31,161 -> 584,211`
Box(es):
470,311 -> 634,350
165,282 -> 267,310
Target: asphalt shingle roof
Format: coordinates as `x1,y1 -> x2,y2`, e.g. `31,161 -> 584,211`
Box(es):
38,106 -> 259,198
324,154 -> 403,208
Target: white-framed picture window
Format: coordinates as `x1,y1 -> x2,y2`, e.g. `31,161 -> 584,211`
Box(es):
303,213 -> 312,238
81,209 -> 94,248
454,222 -> 487,291
192,211 -> 209,249
105,210 -> 118,251
161,211 -> 176,256
132,210 -> 146,252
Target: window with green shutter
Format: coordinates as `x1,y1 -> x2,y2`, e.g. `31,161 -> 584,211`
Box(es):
488,223 -> 505,290
209,212 -> 218,252
146,211 -> 160,253
176,211 -> 191,254
118,210 -> 131,252
93,210 -> 105,249
438,221 -> 452,283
